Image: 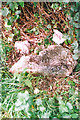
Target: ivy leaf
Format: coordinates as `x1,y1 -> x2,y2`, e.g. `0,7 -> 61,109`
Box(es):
19,2 -> 24,7
25,80 -> 32,88
2,7 -> 9,16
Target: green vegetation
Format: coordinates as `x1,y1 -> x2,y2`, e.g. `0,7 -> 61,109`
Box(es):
1,1 -> 79,119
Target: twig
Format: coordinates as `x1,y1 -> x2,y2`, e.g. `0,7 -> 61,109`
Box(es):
22,7 -> 30,20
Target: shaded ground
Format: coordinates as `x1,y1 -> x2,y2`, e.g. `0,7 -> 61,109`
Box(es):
1,2 -> 79,97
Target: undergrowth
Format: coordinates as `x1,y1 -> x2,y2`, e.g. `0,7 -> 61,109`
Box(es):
1,1 -> 79,119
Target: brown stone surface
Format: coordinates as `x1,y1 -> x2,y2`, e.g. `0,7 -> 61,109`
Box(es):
9,45 -> 77,78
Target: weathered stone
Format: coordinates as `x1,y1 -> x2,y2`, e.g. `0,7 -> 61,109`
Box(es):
14,41 -> 30,54
9,45 -> 77,78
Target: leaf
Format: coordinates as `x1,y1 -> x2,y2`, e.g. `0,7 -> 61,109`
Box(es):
73,22 -> 80,28
71,114 -> 78,118
62,114 -> 71,118
68,80 -> 75,86
41,111 -> 51,118
7,20 -> 12,25
58,97 -> 69,113
58,97 -> 64,104
47,24 -> 51,29
34,2 -> 37,7
15,99 -> 22,107
36,99 -> 42,106
2,7 -> 9,16
65,40 -> 68,45
39,106 -> 45,112
59,105 -> 68,114
51,4 -> 54,9
73,49 -> 78,54
72,54 -> 79,60
74,12 -> 79,22
71,41 -> 78,49
34,88 -> 40,94
66,102 -> 73,110
14,15 -> 20,20
68,40 -> 71,44
34,13 -> 39,17
14,2 -> 18,10
35,31 -> 39,35
9,3 -> 15,11
8,16 -> 14,25
25,80 -> 32,88
15,10 -> 21,15
18,91 -> 29,101
19,2 -> 24,7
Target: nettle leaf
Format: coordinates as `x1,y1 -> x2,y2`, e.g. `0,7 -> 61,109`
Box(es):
25,79 -> 32,88
2,7 -> 9,16
19,2 -> 24,7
